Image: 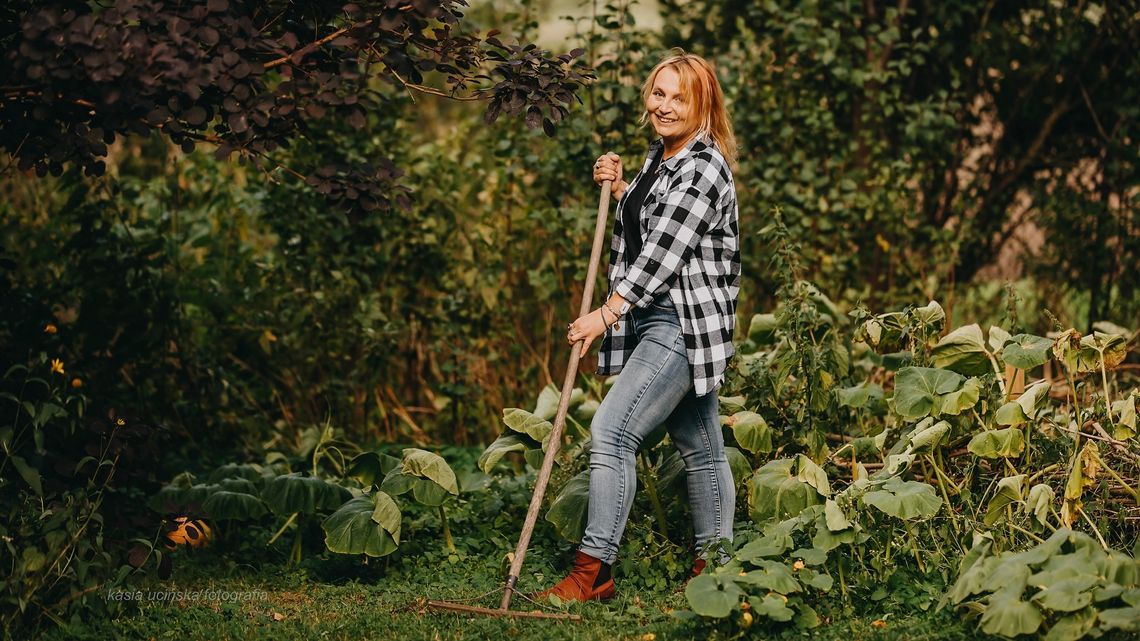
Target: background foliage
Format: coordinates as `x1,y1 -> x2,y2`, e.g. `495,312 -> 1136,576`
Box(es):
1,0 -> 1138,638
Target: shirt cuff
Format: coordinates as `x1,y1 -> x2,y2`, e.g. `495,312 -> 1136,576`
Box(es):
615,277 -> 653,309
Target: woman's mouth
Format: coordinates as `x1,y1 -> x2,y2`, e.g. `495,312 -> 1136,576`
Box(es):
655,114 -> 677,124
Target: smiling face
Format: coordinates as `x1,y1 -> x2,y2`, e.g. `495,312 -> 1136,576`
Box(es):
645,66 -> 694,143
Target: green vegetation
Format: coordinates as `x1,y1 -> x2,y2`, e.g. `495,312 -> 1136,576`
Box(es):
2,1 -> 1138,640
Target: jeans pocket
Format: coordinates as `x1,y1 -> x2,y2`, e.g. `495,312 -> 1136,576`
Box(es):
649,294 -> 674,311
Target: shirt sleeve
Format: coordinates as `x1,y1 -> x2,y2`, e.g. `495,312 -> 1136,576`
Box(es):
614,152 -> 725,308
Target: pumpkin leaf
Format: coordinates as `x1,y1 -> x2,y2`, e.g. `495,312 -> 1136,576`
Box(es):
931,324 -> 992,376
748,458 -> 826,523
736,559 -> 800,593
862,476 -> 942,520
1000,334 -> 1054,369
545,469 -> 590,543
261,473 -> 352,516
836,382 -> 885,410
893,367 -> 966,419
1024,483 -> 1055,527
979,595 -> 1044,637
995,380 -> 1051,426
401,448 -> 458,495
968,428 -> 1025,459
370,491 -> 401,544
750,593 -> 795,622
939,377 -> 983,416
725,446 -> 753,488
748,313 -> 780,345
202,491 -> 267,520
731,411 -> 773,454
477,434 -> 528,474
502,408 -> 553,443
322,495 -> 399,557
984,475 -> 1027,526
906,420 -> 950,454
686,573 -> 743,618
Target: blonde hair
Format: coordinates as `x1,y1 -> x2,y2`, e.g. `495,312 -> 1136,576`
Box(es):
638,49 -> 737,172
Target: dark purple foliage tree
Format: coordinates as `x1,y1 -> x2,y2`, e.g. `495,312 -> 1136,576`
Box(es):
0,0 -> 591,212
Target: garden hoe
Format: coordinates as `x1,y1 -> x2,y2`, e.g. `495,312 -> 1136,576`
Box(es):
425,181 -> 615,622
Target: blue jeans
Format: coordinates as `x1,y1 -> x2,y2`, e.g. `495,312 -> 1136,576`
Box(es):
578,292 -> 735,566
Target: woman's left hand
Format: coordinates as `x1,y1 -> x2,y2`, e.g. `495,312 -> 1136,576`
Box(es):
567,309 -> 610,353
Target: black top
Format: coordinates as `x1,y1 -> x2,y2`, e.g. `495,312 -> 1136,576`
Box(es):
619,145 -> 663,265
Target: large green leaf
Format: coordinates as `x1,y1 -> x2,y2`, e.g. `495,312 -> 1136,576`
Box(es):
979,595 -> 1044,637
995,380 -> 1051,426
984,475 -> 1027,526
477,434 -> 528,473
1024,483 -> 1054,527
823,499 -> 851,531
202,491 -> 267,520
346,452 -> 383,487
724,446 -> 752,488
411,478 -> 450,506
379,467 -> 415,496
906,419 -> 950,454
1099,606 -> 1140,632
502,408 -> 552,444
370,491 -> 401,545
893,367 -> 966,419
748,313 -> 779,345
1043,608 -> 1097,641
862,477 -> 942,520
207,463 -> 272,484
574,399 -> 600,421
748,458 -> 826,523
261,473 -> 352,516
685,573 -> 743,618
931,324 -> 991,376
737,559 -> 801,593
835,382 -> 885,411
750,593 -> 795,622
939,377 -> 983,416
401,448 -> 458,495
545,470 -> 590,543
322,495 -> 398,557
532,384 -> 585,421
1000,334 -> 1054,369
968,428 -> 1025,459
1031,576 -> 1098,612
731,411 -> 773,454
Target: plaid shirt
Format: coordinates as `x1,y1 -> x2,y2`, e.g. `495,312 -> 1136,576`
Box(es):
596,134 -> 741,397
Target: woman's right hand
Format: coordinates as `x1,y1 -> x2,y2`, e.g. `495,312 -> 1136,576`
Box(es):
593,152 -> 625,198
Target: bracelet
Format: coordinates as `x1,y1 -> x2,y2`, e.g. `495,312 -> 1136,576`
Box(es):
598,306 -> 616,328
602,301 -> 622,323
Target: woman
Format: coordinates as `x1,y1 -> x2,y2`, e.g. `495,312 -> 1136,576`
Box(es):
533,50 -> 740,602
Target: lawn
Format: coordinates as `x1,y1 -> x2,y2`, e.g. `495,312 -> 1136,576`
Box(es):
40,550 -> 992,641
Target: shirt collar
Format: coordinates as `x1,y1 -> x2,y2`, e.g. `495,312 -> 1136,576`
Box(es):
650,132 -> 712,172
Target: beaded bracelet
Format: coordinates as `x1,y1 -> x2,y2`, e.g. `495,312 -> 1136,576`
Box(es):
602,301 -> 622,325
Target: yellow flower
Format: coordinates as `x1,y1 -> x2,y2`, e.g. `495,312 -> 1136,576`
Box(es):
793,560 -> 805,571
44,323 -> 58,334
51,358 -> 65,375
71,378 -> 83,388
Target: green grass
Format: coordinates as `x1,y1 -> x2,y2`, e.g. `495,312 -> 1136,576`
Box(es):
37,549 -> 990,641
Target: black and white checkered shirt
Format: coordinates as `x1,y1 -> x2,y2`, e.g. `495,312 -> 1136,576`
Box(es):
596,134 -> 741,397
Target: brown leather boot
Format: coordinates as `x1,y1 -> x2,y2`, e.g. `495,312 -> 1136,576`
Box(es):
674,558 -> 707,594
529,550 -> 616,602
